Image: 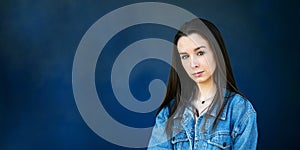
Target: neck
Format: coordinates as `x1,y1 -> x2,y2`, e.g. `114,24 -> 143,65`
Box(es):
197,77 -> 216,101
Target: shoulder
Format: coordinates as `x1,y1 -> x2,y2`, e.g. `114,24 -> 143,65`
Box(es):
227,93 -> 256,114
226,93 -> 258,141
155,100 -> 173,123
226,93 -> 257,124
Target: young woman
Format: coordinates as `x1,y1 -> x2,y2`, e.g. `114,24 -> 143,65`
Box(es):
148,18 -> 258,149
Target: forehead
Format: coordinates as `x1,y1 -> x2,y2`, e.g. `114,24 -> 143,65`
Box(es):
177,33 -> 209,52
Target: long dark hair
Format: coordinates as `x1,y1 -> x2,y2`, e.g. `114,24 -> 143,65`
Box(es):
156,18 -> 244,136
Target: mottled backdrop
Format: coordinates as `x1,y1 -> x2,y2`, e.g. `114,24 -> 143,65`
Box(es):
1,0 -> 299,149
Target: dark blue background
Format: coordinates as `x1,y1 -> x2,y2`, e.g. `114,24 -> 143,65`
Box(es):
1,0 -> 299,149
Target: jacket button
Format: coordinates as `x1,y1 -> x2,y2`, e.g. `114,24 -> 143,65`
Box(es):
223,142 -> 227,147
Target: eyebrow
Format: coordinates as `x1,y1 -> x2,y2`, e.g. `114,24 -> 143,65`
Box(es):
179,46 -> 206,55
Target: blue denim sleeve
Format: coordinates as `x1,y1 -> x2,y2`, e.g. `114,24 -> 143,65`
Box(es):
147,106 -> 173,150
232,99 -> 258,150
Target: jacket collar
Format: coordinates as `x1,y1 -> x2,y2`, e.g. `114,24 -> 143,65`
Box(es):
206,99 -> 229,120
184,90 -> 231,121
171,90 -> 232,133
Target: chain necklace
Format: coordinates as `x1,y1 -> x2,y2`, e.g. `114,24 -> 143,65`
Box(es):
199,95 -> 215,105
194,95 -> 215,117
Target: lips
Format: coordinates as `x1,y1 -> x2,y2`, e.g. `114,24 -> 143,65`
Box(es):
192,71 -> 204,77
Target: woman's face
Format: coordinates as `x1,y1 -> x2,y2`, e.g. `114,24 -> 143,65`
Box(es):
177,33 -> 216,85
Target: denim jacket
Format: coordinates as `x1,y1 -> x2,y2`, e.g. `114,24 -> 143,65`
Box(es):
148,93 -> 258,150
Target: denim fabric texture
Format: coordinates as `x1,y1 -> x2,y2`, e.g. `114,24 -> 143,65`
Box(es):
148,93 -> 258,150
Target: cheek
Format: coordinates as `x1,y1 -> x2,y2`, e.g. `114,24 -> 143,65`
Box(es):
208,58 -> 216,73
181,60 -> 191,72
204,55 -> 216,72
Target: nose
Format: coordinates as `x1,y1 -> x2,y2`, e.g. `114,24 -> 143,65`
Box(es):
190,55 -> 199,68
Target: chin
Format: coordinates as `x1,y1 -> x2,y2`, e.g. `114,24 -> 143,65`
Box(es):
193,77 -> 209,84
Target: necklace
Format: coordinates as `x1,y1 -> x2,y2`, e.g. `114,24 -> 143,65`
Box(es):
194,95 -> 215,118
200,95 -> 215,105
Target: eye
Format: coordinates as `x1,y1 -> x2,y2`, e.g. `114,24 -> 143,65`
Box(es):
181,55 -> 189,60
197,51 -> 205,56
